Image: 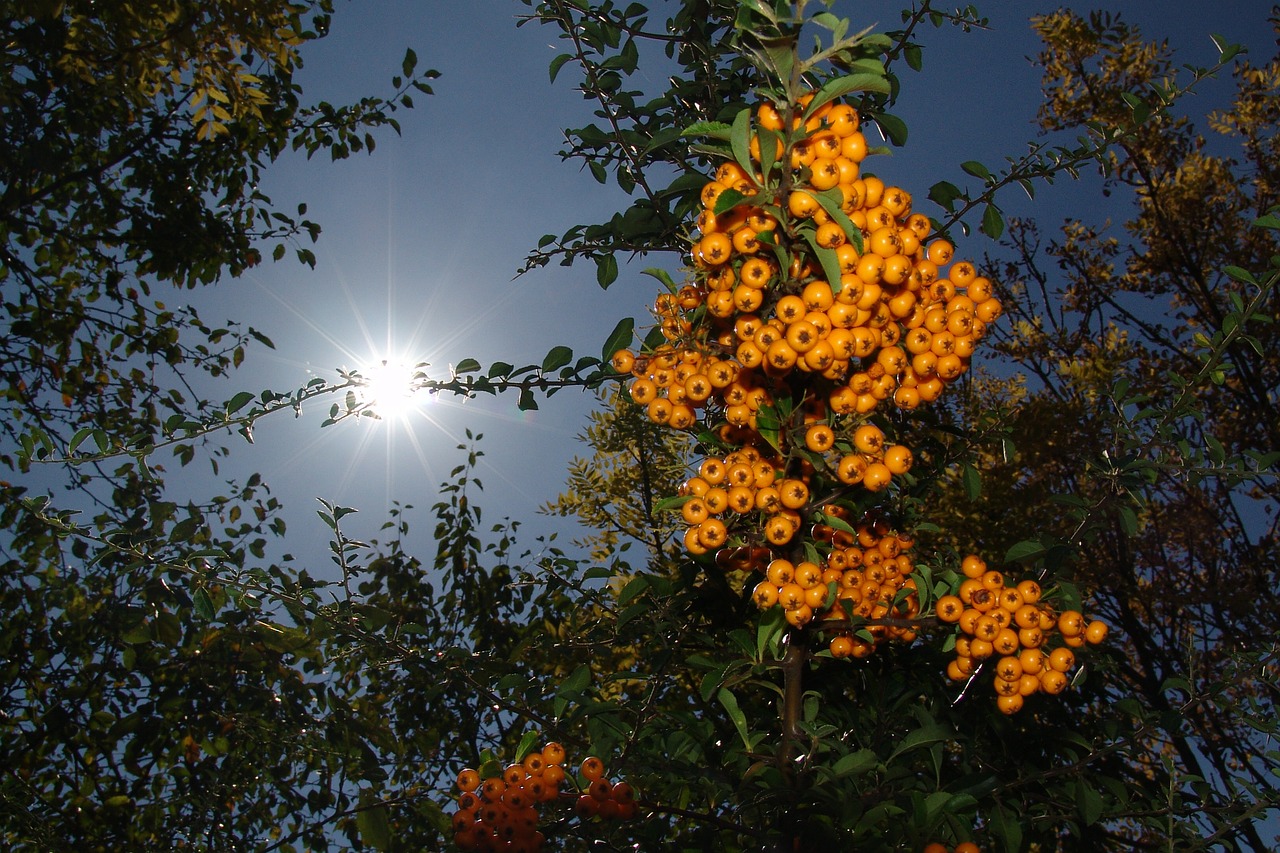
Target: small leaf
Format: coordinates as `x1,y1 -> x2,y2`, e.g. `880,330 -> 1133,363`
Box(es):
1004,539 -> 1046,564
679,119 -> 733,141
549,53 -> 573,83
640,267 -> 679,291
1222,265 -> 1257,285
960,160 -> 992,180
714,187 -> 750,217
192,588 -> 216,620
514,730 -> 540,763
888,722 -> 951,763
1076,779 -> 1104,825
357,801 -> 392,851
903,43 -> 923,72
596,252 -> 618,288
981,203 -> 1005,240
730,107 -> 754,179
872,111 -> 908,146
454,358 -> 481,374
929,180 -> 963,212
226,391 -> 255,414
68,428 -> 96,455
832,748 -> 877,778
542,346 -> 573,372
717,688 -> 752,752
806,71 -> 892,115
601,317 -> 635,362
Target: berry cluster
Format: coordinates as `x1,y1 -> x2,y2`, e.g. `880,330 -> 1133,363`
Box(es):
749,510 -> 921,654
936,555 -> 1108,713
613,93 -> 998,564
677,447 -> 805,552
572,755 -> 637,821
450,744 -> 635,851
613,88 -> 1102,714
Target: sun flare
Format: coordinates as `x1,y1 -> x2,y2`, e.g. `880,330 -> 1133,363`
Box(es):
356,357 -> 428,422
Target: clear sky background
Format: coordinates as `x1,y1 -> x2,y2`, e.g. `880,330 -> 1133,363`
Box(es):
177,1 -> 1273,577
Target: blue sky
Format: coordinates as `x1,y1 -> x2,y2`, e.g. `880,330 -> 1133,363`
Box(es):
180,0 -> 1273,574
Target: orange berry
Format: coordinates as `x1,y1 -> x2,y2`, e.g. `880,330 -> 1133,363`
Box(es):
853,423 -> 885,455
1058,610 -> 1085,637
804,423 -> 836,452
1048,647 -> 1075,673
862,462 -> 893,492
542,742 -> 566,766
883,444 -> 913,475
1039,668 -> 1069,695
457,768 -> 481,792
580,756 -> 605,781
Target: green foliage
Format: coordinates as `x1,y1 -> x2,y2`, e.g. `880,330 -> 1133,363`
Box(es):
3,2 -> 1278,852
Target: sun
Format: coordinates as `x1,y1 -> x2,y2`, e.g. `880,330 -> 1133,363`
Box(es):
355,356 -> 429,422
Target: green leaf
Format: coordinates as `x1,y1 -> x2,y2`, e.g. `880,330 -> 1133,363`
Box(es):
640,267 -> 679,292
357,800 -> 392,851
801,229 -> 844,296
806,71 -> 891,115
549,53 -> 573,83
601,317 -> 635,363
542,346 -> 573,372
904,42 -> 923,72
991,804 -> 1024,853
618,575 -> 649,606
1253,210 -> 1280,230
1209,33 -> 1243,63
554,664 -> 591,719
755,401 -> 782,452
929,180 -> 963,212
454,358 -> 481,374
680,120 -> 733,142
717,688 -> 752,752
872,111 -> 908,146
192,587 -> 216,620
1222,265 -> 1257,285
961,463 -> 982,500
488,361 -> 513,378
1004,539 -> 1046,564
832,748 -> 877,778
714,187 -> 749,217
812,188 -> 862,253
514,730 -> 540,763
226,391 -> 255,414
729,107 -> 754,182
1076,779 -> 1104,825
756,606 -> 786,661
596,252 -> 618,287
652,494 -> 692,513
68,427 -> 96,455
888,722 -> 951,763
981,203 -> 1005,239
